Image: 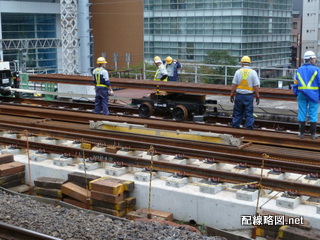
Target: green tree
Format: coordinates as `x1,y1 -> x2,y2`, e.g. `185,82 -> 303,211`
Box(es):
202,50 -> 238,84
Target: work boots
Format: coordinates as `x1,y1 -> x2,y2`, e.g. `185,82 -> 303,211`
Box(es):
310,122 -> 318,140
298,121 -> 305,139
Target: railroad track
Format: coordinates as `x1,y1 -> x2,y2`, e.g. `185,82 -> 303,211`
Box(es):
0,221 -> 61,240
0,96 -> 303,132
0,103 -> 318,151
0,106 -> 319,197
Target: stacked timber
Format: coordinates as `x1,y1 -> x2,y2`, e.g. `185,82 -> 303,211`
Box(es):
0,154 -> 25,189
61,172 -> 101,209
89,177 -> 135,218
34,177 -> 65,200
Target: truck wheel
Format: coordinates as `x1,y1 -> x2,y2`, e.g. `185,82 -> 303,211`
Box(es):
172,105 -> 188,121
139,102 -> 153,118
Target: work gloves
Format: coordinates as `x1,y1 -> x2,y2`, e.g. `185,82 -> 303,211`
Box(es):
256,97 -> 260,105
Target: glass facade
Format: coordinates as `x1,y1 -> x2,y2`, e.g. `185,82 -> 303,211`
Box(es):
144,0 -> 293,67
1,13 -> 57,71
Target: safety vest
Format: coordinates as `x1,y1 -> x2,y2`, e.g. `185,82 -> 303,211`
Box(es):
237,69 -> 253,91
94,68 -> 108,87
296,71 -> 319,90
154,65 -> 168,81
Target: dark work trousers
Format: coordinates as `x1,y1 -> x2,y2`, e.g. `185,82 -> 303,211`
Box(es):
94,86 -> 109,115
232,94 -> 254,130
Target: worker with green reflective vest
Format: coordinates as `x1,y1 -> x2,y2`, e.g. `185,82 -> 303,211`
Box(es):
293,50 -> 320,139
93,57 -> 113,115
153,56 -> 168,81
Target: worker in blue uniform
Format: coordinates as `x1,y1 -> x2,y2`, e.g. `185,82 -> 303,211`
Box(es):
93,57 -> 113,115
230,56 -> 260,130
164,56 -> 182,81
293,51 -> 320,139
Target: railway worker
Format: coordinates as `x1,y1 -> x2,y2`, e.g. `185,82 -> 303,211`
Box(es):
93,57 -> 113,115
230,56 -> 260,130
164,56 -> 182,81
293,50 -> 320,139
154,56 -> 168,81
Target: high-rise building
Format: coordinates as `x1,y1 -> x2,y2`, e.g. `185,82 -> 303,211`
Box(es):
301,0 -> 319,61
144,0 -> 293,67
0,0 -> 61,72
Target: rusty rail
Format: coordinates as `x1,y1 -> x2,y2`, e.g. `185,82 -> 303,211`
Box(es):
29,74 -> 296,100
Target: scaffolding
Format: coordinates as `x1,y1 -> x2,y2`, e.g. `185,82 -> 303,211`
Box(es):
60,0 -> 80,75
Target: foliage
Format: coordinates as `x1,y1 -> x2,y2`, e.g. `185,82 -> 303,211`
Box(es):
200,50 -> 238,84
204,50 -> 238,66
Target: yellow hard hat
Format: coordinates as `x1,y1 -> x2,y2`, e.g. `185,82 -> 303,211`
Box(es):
97,57 -> 107,64
154,56 -> 161,62
166,56 -> 173,64
241,56 -> 251,64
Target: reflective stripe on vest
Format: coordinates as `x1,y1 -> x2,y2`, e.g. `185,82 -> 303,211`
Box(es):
94,68 -> 108,87
237,69 -> 253,91
297,71 -> 319,90
154,65 -> 168,81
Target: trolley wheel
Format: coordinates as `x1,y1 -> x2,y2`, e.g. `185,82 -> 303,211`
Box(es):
172,105 -> 188,121
139,102 -> 154,118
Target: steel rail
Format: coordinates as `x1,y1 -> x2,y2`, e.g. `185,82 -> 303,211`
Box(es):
0,115 -> 319,176
0,104 -> 318,151
29,74 -> 296,100
0,221 -> 62,240
0,136 -> 318,198
0,96 -> 302,132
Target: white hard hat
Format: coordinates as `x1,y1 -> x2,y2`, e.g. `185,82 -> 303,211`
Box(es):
304,51 -> 316,60
155,59 -> 162,64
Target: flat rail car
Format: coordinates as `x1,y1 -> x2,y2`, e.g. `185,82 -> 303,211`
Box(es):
131,91 -> 217,121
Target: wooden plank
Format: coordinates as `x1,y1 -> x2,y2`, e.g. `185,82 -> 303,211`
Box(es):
67,172 -> 101,189
89,179 -> 124,195
125,197 -> 136,208
61,182 -> 91,203
126,208 -> 173,221
91,190 -> 124,204
90,199 -> 126,211
1,178 -> 24,189
279,225 -> 320,240
34,187 -> 63,199
106,146 -> 118,153
0,154 -> 14,165
0,171 -> 25,185
91,176 -> 134,192
91,206 -> 126,217
34,177 -> 66,189
0,162 -> 25,177
63,197 -> 90,209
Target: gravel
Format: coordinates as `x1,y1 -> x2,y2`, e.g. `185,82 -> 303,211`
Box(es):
0,189 -> 226,240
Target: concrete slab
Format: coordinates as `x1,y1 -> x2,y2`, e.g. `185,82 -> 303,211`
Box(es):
236,189 -> 259,202
134,171 -> 157,182
199,180 -> 225,195
78,162 -> 100,171
105,166 -> 129,176
8,153 -> 320,231
165,175 -> 188,188
276,196 -> 301,209
53,156 -> 75,166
